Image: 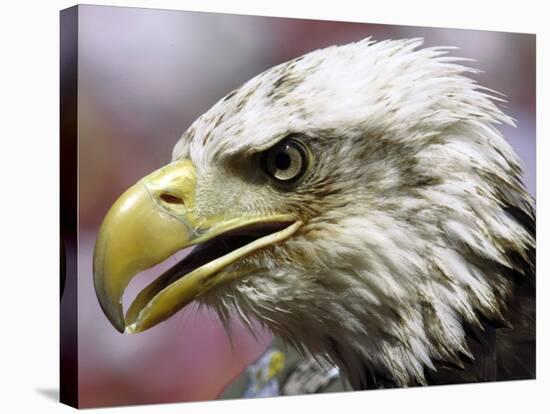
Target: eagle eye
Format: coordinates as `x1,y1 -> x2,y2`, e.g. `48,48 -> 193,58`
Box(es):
262,138 -> 308,182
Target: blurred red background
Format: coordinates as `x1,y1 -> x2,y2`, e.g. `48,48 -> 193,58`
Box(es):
72,5 -> 535,407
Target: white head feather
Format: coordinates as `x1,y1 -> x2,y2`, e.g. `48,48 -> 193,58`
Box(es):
172,38 -> 534,387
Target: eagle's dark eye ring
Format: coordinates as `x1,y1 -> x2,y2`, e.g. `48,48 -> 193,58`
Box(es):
262,138 -> 309,183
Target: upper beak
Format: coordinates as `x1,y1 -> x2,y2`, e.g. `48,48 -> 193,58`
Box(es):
93,159 -> 301,334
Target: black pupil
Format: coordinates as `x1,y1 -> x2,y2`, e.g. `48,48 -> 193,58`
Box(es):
275,151 -> 291,170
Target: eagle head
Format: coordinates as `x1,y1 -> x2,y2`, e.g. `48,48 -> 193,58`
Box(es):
93,38 -> 535,388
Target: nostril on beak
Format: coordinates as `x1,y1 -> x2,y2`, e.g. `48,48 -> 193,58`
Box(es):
160,193 -> 185,206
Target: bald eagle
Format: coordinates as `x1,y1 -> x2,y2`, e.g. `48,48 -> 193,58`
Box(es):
93,38 -> 535,390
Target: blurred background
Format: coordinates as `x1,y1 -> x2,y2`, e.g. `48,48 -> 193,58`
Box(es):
73,4 -> 535,407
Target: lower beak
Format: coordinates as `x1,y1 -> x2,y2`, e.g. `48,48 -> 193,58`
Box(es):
93,159 -> 301,334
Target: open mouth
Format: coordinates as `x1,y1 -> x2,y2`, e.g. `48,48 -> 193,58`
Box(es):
93,159 -> 303,334
142,221 -> 295,296
123,219 -> 301,332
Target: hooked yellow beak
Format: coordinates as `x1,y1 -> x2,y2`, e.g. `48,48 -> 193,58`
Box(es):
93,159 -> 301,334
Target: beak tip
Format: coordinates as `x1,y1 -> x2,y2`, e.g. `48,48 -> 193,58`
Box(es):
101,305 -> 126,333
114,321 -> 126,334
93,263 -> 126,333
